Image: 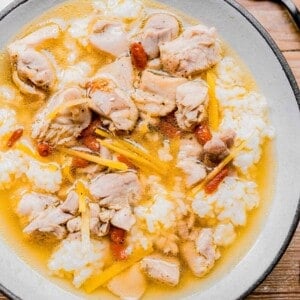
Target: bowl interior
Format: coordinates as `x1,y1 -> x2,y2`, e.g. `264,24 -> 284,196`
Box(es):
0,1 -> 299,299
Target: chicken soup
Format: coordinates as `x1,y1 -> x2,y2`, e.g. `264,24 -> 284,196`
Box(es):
0,0 -> 275,299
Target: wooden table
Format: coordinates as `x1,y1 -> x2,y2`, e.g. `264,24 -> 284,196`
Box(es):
235,1 -> 300,299
0,0 -> 299,299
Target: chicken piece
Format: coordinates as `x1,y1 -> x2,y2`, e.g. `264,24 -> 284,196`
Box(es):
147,58 -> 162,70
140,13 -> 180,59
89,20 -> 129,57
177,135 -> 206,187
32,87 -> 92,146
96,56 -> 134,91
154,234 -> 179,255
8,24 -> 60,99
111,207 -> 136,231
66,216 -> 81,233
17,193 -> 58,219
219,129 -> 236,148
60,191 -> 79,215
24,207 -> 73,239
89,172 -> 141,209
89,202 -> 101,218
132,70 -> 187,117
12,24 -> 61,48
140,254 -> 180,286
88,203 -> 112,237
196,228 -> 218,262
202,136 -> 228,166
99,208 -> 115,223
177,214 -> 196,240
180,228 -> 218,277
175,80 -> 208,131
107,264 -> 147,300
160,24 -> 221,77
87,78 -> 138,131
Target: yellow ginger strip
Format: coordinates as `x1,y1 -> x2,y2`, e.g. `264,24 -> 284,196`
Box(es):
62,165 -> 74,183
75,181 -> 91,249
189,139 -> 248,197
95,129 -> 167,169
95,128 -> 111,138
47,98 -> 90,121
60,148 -> 128,171
99,140 -> 165,175
76,181 -> 88,213
207,71 -> 220,131
84,246 -> 153,293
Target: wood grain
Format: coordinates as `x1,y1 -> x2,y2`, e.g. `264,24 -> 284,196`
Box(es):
235,1 -> 300,299
0,1 -> 299,300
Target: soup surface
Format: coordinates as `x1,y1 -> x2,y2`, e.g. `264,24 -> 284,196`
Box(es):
0,0 -> 275,299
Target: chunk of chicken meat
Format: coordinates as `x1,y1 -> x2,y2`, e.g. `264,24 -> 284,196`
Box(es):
203,129 -> 236,165
107,264 -> 147,300
17,193 -> 58,220
66,203 -> 111,237
140,255 -> 180,286
154,234 -> 179,255
132,70 -> 187,117
177,135 -> 207,187
111,207 -> 136,231
177,213 -> 196,240
180,228 -> 219,277
32,87 -> 92,146
160,24 -> 221,77
176,80 -> 208,131
219,129 -> 236,148
96,56 -> 134,91
89,20 -> 129,57
140,13 -> 180,59
60,191 -> 79,215
89,172 -> 141,210
23,207 -> 73,239
87,78 -> 138,131
8,24 -> 60,99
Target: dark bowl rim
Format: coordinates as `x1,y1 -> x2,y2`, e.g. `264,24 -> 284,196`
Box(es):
0,0 -> 299,299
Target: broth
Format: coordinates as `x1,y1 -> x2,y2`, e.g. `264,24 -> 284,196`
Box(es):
0,0 -> 275,298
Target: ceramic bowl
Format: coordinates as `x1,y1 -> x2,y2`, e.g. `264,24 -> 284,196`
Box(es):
0,0 -> 299,299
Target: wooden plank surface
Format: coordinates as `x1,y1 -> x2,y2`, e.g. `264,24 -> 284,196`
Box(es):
235,1 -> 300,299
0,1 -> 299,300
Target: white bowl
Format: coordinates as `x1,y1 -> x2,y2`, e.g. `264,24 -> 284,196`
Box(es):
0,1 -> 299,299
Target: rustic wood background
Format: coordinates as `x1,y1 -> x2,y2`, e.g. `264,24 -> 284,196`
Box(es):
0,0 -> 299,299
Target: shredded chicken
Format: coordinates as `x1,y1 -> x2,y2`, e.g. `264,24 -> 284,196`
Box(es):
202,129 -> 236,166
140,254 -> 180,286
89,172 -> 141,210
87,78 -> 138,131
89,20 -> 129,57
23,207 -> 72,239
140,13 -> 180,59
96,56 -> 134,91
8,24 -> 61,99
176,80 -> 208,131
160,24 -> 221,77
17,193 -> 58,219
180,228 -> 219,277
111,207 -> 136,231
60,191 -> 79,215
132,70 -> 187,117
32,87 -> 92,146
177,135 -> 207,187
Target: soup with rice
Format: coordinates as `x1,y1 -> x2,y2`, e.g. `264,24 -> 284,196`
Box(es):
0,0 -> 275,298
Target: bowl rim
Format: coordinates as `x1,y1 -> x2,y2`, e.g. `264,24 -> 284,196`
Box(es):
0,0 -> 299,299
